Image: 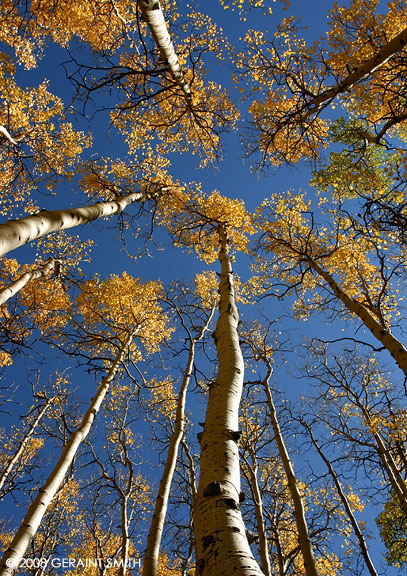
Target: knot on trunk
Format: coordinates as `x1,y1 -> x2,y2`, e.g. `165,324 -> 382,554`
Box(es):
223,497 -> 239,510
201,533 -> 217,551
226,429 -> 241,444
203,481 -> 222,497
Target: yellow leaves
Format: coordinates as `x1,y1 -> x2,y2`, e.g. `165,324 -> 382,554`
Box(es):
148,376 -> 178,422
0,351 -> 12,367
160,188 -> 256,263
194,271 -> 219,307
76,272 -> 172,360
0,62 -> 91,217
20,276 -> 71,336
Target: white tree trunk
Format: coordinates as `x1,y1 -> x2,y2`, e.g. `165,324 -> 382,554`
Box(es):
0,191 -> 146,257
263,373 -> 319,576
0,333 -> 132,576
0,395 -> 56,494
139,0 -> 191,100
0,259 -> 57,306
193,225 -> 263,576
244,454 -> 271,576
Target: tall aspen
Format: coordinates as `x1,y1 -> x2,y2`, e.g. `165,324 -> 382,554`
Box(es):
193,224 -> 263,576
0,333 -> 133,576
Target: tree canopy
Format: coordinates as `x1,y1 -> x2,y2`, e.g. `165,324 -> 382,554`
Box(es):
0,1 -> 407,576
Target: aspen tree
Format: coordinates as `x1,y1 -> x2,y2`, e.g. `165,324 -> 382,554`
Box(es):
303,344 -> 407,515
254,191 -> 407,378
0,393 -> 56,496
0,259 -> 58,306
0,189 -> 151,258
138,0 -> 191,101
87,386 -> 152,576
300,419 -> 379,576
238,0 -> 407,165
0,274 -> 170,576
160,188 -> 260,575
239,417 -> 272,576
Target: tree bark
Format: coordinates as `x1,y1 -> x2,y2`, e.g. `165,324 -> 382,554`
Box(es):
139,0 -> 191,101
244,453 -> 272,576
0,333 -> 133,576
143,310 -> 214,576
193,224 -> 263,576
0,259 -> 58,306
0,191 -> 147,257
263,374 -> 320,576
0,395 -> 56,495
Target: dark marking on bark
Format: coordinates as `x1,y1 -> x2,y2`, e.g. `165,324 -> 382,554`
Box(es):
196,558 -> 204,576
201,534 -> 217,551
229,430 -> 241,443
223,497 -> 239,510
239,491 -> 246,503
203,482 -> 222,497
232,526 -> 241,533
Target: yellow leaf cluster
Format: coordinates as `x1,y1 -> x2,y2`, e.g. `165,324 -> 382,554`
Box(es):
76,273 -> 172,360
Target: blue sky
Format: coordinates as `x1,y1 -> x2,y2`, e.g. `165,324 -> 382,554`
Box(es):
1,1 -> 403,573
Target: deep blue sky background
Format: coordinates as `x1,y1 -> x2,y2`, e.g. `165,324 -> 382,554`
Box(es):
1,1 -> 402,573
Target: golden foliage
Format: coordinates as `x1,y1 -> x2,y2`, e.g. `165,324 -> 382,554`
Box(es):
76,272 -> 172,359
159,188 -> 256,263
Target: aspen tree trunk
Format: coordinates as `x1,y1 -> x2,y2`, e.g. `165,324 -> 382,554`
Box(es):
302,27 -> 407,121
0,395 -> 56,494
244,453 -> 271,576
0,333 -> 133,576
307,257 -> 407,378
0,259 -> 57,306
193,224 -> 263,576
0,191 -> 147,257
305,424 -> 378,576
263,371 -> 320,576
139,0 -> 191,100
120,496 -> 130,576
143,311 -> 214,576
273,527 -> 287,576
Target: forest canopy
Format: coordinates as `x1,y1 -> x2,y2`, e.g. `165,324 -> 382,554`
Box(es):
0,1 -> 407,576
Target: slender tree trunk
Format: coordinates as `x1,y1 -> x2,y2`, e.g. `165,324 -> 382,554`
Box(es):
273,525 -> 287,576
0,333 -> 133,576
244,453 -> 272,576
302,27 -> 407,121
0,395 -> 56,494
263,373 -> 319,576
120,495 -> 130,576
305,424 -> 378,576
0,259 -> 57,306
139,0 -> 191,101
307,257 -> 407,377
193,224 -> 263,576
143,311 -> 214,576
0,191 -> 147,257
